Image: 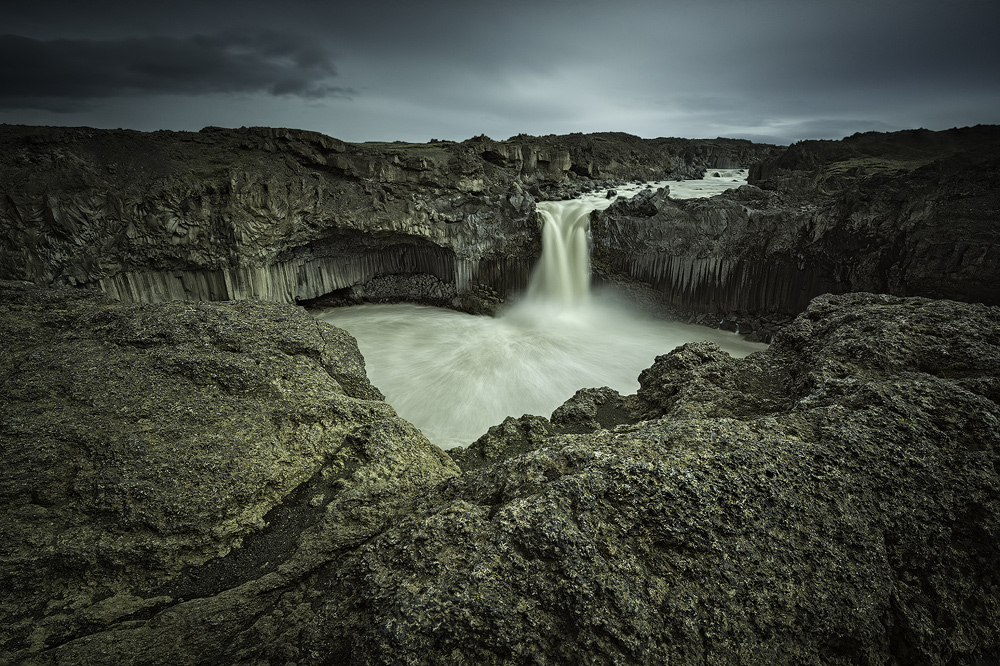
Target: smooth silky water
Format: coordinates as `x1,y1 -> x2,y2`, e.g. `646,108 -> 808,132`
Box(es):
318,170 -> 765,449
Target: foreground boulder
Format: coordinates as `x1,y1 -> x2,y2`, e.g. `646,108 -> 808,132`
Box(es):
0,281 -> 459,664
1,286 -> 997,664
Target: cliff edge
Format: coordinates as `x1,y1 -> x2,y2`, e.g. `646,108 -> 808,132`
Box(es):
593,125 -> 1000,339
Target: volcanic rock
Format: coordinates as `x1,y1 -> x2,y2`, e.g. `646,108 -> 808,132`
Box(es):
316,292 -> 1000,665
592,125 -> 1000,336
0,280 -> 458,665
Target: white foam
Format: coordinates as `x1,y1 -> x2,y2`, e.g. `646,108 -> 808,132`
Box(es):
319,299 -> 764,449
317,170 -> 760,449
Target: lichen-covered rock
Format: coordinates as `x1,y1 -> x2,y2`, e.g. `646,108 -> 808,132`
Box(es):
448,414 -> 554,472
0,281 -> 459,665
633,340 -> 794,421
303,293 -> 1000,665
549,385 -> 639,433
4,285 -> 998,665
449,387 -> 642,473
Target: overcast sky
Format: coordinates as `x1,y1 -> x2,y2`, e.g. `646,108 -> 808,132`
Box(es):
2,0 -> 998,145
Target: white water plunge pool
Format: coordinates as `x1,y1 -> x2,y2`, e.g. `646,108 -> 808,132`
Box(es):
317,170 -> 766,449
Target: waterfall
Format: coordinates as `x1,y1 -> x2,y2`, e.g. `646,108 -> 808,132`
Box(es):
524,170 -> 749,310
317,172 -> 761,449
527,200 -> 596,307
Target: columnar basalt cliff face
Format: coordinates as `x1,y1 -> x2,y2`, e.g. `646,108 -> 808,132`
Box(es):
6,123 -> 993,327
3,284 -> 997,664
0,126 -> 775,309
592,126 -> 1000,338
0,126 -> 541,307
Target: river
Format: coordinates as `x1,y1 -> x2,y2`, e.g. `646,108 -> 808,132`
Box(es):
317,169 -> 765,449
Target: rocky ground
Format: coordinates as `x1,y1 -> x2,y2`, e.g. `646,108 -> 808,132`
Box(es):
2,282 -> 997,664
0,280 -> 460,664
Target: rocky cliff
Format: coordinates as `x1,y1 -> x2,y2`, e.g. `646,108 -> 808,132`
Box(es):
4,123 -> 994,329
592,125 -> 1000,339
3,283 -> 998,665
0,125 -> 538,308
476,132 -> 776,194
0,125 -> 774,310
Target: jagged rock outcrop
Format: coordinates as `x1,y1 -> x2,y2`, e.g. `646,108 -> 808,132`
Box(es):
2,284 -> 998,664
447,414 -> 555,472
0,280 -> 459,665
593,126 -> 1000,339
0,126 -> 774,310
476,132 -> 778,195
448,389 -> 642,473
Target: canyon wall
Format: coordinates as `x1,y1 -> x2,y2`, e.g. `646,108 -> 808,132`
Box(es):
476,132 -> 772,188
5,123 -> 994,326
592,125 -> 1000,338
0,125 -> 774,309
0,125 -> 538,308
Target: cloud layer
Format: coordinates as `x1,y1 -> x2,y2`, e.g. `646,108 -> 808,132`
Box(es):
0,31 -> 346,112
1,0 -> 998,143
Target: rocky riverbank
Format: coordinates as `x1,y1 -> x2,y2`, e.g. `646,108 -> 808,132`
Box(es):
2,282 -> 997,664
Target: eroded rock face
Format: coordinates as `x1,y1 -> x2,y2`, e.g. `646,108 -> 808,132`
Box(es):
0,126 -> 538,309
0,126 -> 775,312
477,132 -> 778,192
593,126 -> 1000,338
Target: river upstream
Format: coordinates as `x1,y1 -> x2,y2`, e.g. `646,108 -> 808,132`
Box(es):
318,170 -> 766,449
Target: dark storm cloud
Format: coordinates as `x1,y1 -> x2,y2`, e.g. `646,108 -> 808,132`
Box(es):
1,0 -> 998,142
0,31 -> 348,112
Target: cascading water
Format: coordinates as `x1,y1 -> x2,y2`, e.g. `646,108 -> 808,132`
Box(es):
527,200 -> 595,307
318,170 -> 764,449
